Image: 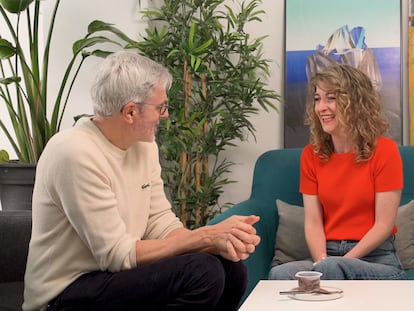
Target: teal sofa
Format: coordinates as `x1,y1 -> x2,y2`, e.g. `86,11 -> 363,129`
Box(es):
209,146 -> 414,301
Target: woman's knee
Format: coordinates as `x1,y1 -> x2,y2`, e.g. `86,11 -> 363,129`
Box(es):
269,261 -> 313,280
313,257 -> 343,279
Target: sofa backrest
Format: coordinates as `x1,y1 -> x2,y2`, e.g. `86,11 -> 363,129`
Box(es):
400,146 -> 414,205
250,148 -> 303,206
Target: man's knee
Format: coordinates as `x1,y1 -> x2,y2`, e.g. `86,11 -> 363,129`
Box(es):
171,253 -> 227,292
219,258 -> 247,293
173,253 -> 225,309
186,253 -> 226,287
225,260 -> 247,285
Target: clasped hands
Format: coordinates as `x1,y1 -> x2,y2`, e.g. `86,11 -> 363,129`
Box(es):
213,215 -> 261,262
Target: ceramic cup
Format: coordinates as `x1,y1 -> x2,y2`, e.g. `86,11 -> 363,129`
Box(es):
295,271 -> 323,290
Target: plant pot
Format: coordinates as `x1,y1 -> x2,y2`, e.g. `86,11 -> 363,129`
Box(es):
0,163 -> 36,211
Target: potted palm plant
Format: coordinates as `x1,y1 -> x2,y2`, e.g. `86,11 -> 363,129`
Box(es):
135,0 -> 281,228
0,0 -> 124,210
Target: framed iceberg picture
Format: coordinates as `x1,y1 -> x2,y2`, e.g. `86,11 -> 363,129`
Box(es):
284,0 -> 402,147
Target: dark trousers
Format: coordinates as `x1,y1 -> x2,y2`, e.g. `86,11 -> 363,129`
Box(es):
46,253 -> 247,311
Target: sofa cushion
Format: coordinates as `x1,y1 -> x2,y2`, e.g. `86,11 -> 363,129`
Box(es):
272,199 -> 414,269
395,199 -> 414,269
0,281 -> 24,311
272,199 -> 310,266
0,210 -> 32,282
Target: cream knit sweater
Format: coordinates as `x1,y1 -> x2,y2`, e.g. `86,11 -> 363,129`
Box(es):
23,119 -> 183,311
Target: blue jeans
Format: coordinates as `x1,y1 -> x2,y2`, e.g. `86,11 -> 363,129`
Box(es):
269,237 -> 406,280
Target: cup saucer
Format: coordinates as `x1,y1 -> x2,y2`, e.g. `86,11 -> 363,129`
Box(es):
287,286 -> 344,301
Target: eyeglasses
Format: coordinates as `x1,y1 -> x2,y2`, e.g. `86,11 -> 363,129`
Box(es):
134,102 -> 169,116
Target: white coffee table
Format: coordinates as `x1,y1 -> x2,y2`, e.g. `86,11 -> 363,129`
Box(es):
239,280 -> 413,311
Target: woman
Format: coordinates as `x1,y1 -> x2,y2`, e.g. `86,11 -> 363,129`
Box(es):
269,64 -> 406,280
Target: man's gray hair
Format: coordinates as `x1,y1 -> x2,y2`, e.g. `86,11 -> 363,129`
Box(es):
91,50 -> 172,116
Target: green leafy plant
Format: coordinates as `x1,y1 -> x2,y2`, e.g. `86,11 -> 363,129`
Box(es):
0,0 -> 123,163
1,0 -> 280,226
132,0 -> 281,227
0,149 -> 9,163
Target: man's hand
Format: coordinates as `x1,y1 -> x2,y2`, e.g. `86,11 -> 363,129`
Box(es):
212,215 -> 261,261
136,215 -> 260,265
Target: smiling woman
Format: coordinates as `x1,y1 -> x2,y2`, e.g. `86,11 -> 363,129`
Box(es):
269,64 -> 405,283
306,64 -> 389,160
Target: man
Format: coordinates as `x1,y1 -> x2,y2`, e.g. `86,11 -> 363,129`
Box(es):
23,50 -> 260,311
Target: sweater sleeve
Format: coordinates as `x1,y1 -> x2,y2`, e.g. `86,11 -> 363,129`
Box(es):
141,142 -> 183,240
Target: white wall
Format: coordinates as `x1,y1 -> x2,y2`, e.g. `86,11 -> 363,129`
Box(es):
0,0 -> 284,208
218,0 -> 285,206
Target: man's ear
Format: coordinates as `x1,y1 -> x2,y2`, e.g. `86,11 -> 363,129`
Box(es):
121,102 -> 136,123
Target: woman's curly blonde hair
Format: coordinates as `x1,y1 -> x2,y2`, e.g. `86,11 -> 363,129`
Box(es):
305,64 -> 389,162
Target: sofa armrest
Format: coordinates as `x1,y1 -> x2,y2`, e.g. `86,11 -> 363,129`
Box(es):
208,198 -> 279,300
0,210 -> 32,283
